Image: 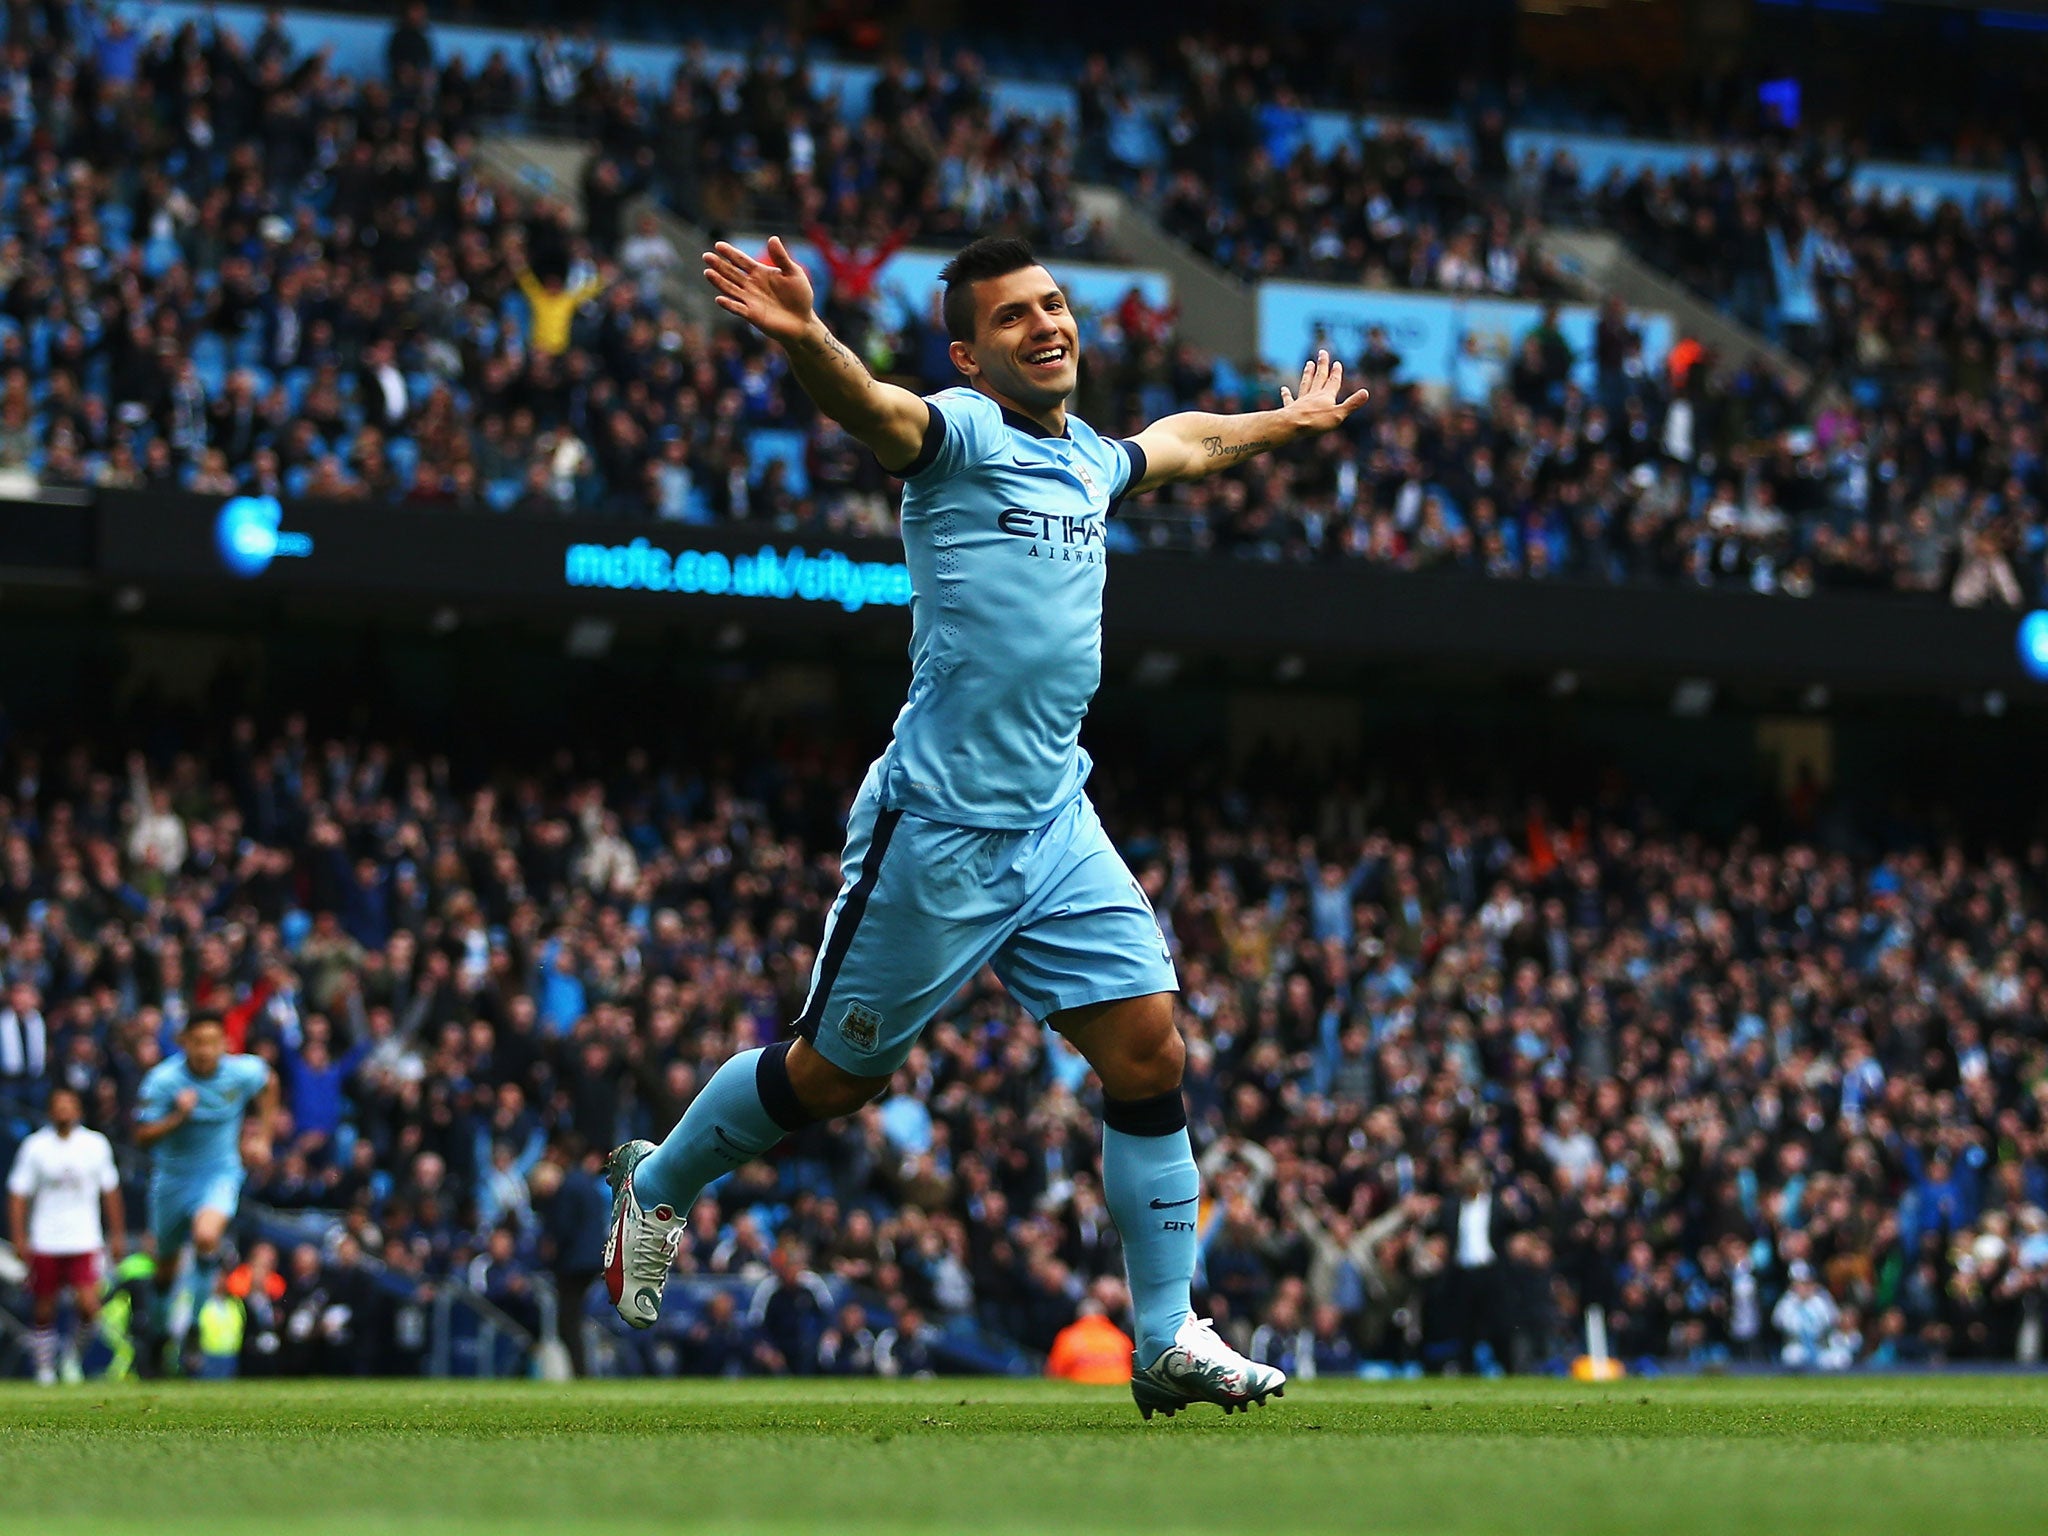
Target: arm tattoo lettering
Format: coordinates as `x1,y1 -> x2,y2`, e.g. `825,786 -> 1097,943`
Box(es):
1202,434 -> 1271,461
803,329 -> 865,373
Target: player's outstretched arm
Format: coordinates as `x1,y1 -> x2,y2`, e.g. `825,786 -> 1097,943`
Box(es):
1126,350 -> 1367,493
703,237 -> 931,473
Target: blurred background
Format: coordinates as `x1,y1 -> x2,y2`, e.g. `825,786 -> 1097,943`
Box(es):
4,0 -> 2048,1383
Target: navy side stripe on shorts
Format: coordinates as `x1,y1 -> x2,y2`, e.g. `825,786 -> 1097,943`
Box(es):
794,807 -> 904,1040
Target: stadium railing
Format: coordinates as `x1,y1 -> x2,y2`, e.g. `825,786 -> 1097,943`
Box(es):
430,1280 -> 560,1380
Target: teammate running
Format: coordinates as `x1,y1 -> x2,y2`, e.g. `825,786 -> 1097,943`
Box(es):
6,1087 -> 123,1384
134,1016 -> 276,1358
604,235 -> 1366,1419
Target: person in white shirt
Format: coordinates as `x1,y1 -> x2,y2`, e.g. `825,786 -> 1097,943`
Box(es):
1443,1155 -> 1513,1373
6,1088 -> 125,1384
619,211 -> 681,293
126,752 -> 188,873
1772,1261 -> 1843,1369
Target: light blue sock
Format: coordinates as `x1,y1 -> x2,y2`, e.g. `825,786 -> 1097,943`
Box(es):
633,1046 -> 801,1213
1101,1097 -> 1199,1363
172,1251 -> 221,1345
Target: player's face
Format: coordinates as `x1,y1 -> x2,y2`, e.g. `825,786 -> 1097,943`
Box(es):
48,1090 -> 81,1131
957,266 -> 1080,408
182,1023 -> 227,1075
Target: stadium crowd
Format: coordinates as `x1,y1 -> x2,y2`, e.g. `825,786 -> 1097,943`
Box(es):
0,6 -> 2035,605
3,714 -> 2047,1380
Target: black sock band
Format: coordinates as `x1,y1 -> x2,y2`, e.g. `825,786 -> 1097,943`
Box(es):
1102,1087 -> 1187,1137
755,1038 -> 813,1134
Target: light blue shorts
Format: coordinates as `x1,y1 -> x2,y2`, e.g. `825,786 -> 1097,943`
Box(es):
149,1169 -> 244,1255
796,773 -> 1179,1075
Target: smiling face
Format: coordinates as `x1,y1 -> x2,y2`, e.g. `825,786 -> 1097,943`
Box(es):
949,264 -> 1080,413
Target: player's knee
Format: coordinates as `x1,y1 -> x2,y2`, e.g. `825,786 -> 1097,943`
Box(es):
1102,996 -> 1185,1097
1128,1009 -> 1186,1093
786,1037 -> 891,1120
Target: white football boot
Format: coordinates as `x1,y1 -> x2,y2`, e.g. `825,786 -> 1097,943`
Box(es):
1130,1316 -> 1287,1420
602,1140 -> 686,1328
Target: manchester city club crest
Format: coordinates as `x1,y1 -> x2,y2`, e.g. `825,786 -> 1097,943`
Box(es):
839,1003 -> 882,1051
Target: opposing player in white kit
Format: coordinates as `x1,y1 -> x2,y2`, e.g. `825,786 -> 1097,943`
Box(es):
6,1087 -> 124,1384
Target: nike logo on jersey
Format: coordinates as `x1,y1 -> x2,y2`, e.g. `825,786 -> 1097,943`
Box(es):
1149,1195 -> 1199,1209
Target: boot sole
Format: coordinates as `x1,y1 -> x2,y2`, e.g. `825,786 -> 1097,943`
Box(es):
1133,1378 -> 1285,1421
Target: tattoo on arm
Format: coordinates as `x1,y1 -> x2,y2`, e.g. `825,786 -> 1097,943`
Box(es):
801,328 -> 866,375
1202,434 -> 1272,461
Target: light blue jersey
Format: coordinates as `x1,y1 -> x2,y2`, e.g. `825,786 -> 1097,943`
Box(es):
786,385 -> 1172,1071
880,386 -> 1145,829
137,1052 -> 269,1183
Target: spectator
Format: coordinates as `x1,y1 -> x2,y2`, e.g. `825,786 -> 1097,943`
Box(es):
619,211 -> 681,294
1952,531 -> 2023,609
1773,1262 -> 1845,1369
1046,1278 -> 1136,1384
0,981 -> 47,1111
747,1240 -> 838,1374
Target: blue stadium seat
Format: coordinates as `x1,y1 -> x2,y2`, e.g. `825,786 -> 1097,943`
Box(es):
747,428 -> 811,497
143,236 -> 183,280
191,335 -> 229,397
485,478 -> 521,512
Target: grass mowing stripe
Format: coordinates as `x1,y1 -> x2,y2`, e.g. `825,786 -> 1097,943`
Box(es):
4,1379 -> 2047,1535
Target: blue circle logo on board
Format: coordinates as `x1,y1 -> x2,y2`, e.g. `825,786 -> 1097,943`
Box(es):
2019,611 -> 2048,683
214,496 -> 312,578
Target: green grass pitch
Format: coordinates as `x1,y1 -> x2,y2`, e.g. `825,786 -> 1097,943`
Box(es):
5,1376 -> 2048,1535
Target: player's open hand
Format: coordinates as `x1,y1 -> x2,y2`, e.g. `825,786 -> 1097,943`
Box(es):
1279,350 -> 1370,434
703,237 -> 816,345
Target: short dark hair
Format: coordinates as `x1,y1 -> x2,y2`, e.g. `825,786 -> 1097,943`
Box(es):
181,1015 -> 226,1036
938,237 -> 1042,343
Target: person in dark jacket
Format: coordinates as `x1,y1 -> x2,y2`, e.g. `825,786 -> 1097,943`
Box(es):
1439,1156 -> 1518,1373
531,1150 -> 609,1376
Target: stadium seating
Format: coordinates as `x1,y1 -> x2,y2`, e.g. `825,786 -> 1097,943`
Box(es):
0,9 -> 2038,605
3,717 -> 2045,1378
